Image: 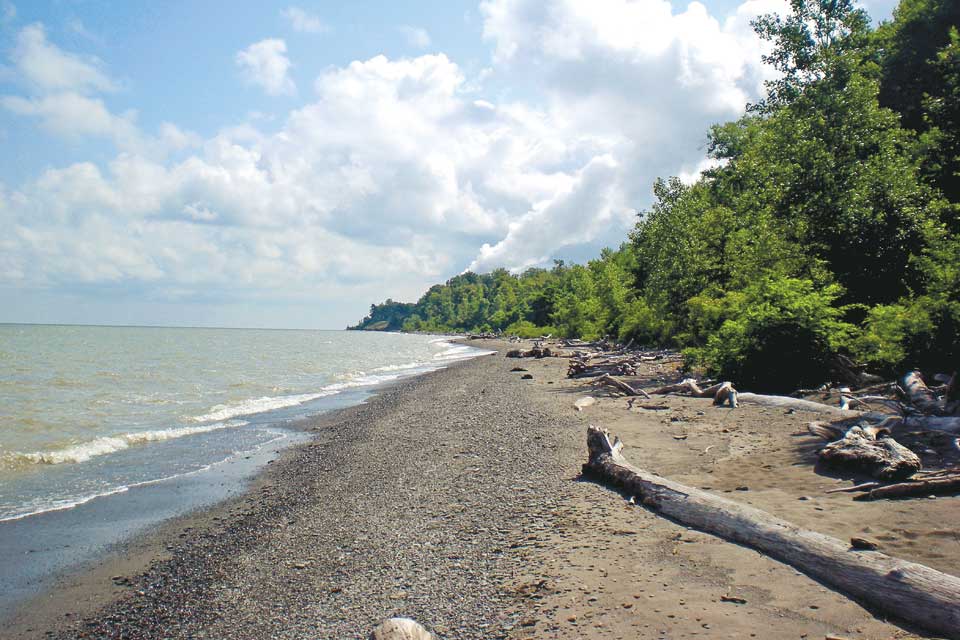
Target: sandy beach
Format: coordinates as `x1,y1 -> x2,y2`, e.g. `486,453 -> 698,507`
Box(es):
5,341 -> 958,639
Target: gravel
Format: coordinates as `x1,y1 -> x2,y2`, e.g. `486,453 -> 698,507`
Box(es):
48,348 -> 582,639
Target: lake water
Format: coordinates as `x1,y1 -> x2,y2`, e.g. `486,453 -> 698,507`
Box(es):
0,325 -> 489,523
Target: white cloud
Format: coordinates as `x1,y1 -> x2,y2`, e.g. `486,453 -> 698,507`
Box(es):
11,23 -> 117,93
466,0 -> 785,268
2,1 -> 793,323
470,154 -> 622,271
1,24 -> 202,158
236,39 -> 296,96
282,6 -> 328,33
399,25 -> 432,49
1,92 -> 141,148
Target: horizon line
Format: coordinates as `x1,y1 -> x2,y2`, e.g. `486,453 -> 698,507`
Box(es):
0,321 -> 344,332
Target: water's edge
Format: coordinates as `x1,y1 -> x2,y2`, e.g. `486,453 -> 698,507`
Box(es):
0,340 -> 490,620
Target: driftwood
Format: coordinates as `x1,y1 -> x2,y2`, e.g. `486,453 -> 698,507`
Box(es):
505,346 -> 554,359
830,354 -> 884,388
650,378 -> 738,407
583,426 -> 960,639
592,374 -> 651,398
656,383 -> 960,434
901,371 -> 949,415
369,618 -> 433,640
825,481 -> 881,494
568,360 -> 637,378
855,474 -> 960,501
811,423 -> 921,480
898,415 -> 960,433
737,392 -> 849,414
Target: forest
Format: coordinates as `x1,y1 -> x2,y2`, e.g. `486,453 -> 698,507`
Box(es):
350,0 -> 960,391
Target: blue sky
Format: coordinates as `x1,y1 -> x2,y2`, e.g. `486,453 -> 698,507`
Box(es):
0,0 -> 899,329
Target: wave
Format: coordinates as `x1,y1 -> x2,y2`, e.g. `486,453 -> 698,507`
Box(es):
189,370 -> 418,423
189,348 -> 486,424
2,420 -> 247,467
0,429 -> 290,522
433,342 -> 495,361
371,361 -> 431,373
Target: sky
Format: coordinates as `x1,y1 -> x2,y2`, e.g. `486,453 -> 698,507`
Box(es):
0,0 -> 900,329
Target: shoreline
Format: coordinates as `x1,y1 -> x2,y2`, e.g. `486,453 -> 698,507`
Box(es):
5,344 -> 576,639
0,332 -> 488,622
6,341 -> 957,639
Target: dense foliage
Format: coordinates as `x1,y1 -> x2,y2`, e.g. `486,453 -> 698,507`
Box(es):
351,0 -> 960,390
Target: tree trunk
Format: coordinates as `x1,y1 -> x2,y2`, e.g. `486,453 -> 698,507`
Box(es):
583,426 -> 960,639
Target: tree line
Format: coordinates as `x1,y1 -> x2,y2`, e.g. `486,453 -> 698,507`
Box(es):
350,0 -> 959,391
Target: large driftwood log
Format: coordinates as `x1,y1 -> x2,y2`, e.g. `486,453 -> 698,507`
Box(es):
583,426 -> 960,639
369,618 -> 433,640
901,371 -> 948,415
813,424 -> 921,480
737,392 -> 849,414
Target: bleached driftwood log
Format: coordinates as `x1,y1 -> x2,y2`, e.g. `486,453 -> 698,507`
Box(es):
583,426 -> 960,639
809,422 -> 921,480
369,618 -> 434,640
901,371 -> 949,415
592,374 -> 651,398
650,378 -> 738,407
737,392 -> 850,414
855,474 -> 960,501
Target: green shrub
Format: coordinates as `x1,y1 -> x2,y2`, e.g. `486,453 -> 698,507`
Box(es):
618,298 -> 673,346
687,277 -> 856,392
856,296 -> 960,374
504,320 -> 560,339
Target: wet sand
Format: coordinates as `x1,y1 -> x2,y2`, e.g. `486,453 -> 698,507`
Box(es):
6,341 -> 958,639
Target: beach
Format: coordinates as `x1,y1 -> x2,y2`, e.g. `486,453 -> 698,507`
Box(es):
6,340 -> 958,639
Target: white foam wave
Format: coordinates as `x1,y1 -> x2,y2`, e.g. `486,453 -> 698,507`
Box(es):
191,342 -> 490,424
0,486 -> 131,522
191,392 -> 338,423
433,342 -> 495,361
190,372 -> 411,423
0,429 -> 292,522
3,421 -> 247,467
371,361 -> 430,373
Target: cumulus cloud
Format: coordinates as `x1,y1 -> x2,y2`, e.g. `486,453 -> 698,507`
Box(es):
1,24 -> 200,157
1,92 -> 142,148
11,23 -> 117,93
2,0 -> 794,324
282,6 -> 328,34
467,0 -> 785,269
235,38 -> 296,96
399,25 -> 432,49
